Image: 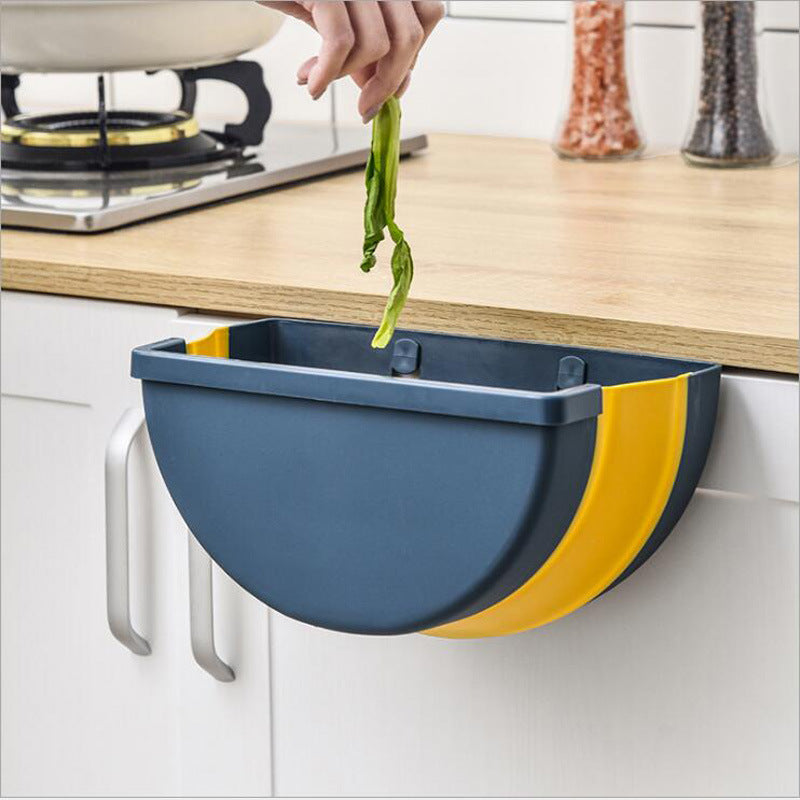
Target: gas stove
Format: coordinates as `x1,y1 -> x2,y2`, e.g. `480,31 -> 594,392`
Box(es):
0,61 -> 427,232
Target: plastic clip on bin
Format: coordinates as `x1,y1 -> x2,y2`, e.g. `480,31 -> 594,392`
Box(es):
131,320 -> 720,638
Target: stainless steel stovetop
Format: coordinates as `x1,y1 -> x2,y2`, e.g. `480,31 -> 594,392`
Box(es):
1,122 -> 427,233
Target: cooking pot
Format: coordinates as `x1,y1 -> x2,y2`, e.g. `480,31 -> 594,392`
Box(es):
0,1 -> 284,73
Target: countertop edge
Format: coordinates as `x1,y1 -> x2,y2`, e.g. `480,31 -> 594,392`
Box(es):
3,259 -> 797,374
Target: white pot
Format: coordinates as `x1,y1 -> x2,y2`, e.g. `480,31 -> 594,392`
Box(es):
0,1 -> 285,73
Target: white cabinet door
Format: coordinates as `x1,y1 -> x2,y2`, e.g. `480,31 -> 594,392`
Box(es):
167,313 -> 273,798
0,294 -> 272,797
1,291 -> 183,796
265,370 -> 799,797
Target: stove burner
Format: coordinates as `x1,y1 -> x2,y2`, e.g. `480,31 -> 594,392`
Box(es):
0,112 -> 242,172
1,111 -> 240,172
0,60 -> 272,173
2,110 -> 199,147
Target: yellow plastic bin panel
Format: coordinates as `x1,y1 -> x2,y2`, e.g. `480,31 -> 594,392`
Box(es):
426,375 -> 688,638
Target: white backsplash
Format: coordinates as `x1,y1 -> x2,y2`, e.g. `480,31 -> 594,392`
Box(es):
450,0 -> 799,27
12,1 -> 799,154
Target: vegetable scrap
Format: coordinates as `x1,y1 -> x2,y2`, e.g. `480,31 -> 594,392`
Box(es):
360,96 -> 414,349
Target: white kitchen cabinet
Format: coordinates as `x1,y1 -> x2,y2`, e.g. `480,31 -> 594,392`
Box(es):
269,489 -> 798,796
0,292 -> 272,797
2,293 -> 797,797
162,314 -> 799,797
263,370 -> 799,796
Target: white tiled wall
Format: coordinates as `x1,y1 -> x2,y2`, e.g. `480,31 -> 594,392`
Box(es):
449,0 -> 799,27
11,1 -> 800,154
448,1 -> 569,20
335,15 -> 567,139
337,0 -> 799,152
110,18 -> 334,124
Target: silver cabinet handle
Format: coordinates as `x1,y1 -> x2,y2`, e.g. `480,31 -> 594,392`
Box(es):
189,532 -> 235,682
105,407 -> 151,656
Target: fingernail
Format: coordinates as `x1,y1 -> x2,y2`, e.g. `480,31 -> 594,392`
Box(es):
311,88 -> 324,101
297,76 -> 307,86
362,105 -> 380,124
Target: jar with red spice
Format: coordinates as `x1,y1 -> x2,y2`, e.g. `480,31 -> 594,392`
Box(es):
553,0 -> 645,161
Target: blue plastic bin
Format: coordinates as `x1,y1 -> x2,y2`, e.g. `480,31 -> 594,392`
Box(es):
132,319 -> 719,637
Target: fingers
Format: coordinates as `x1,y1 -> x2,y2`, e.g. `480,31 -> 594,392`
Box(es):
396,73 -> 412,99
296,56 -> 316,86
411,1 -> 445,67
391,4 -> 442,104
305,1 -> 355,100
284,0 -> 444,116
414,2 -> 446,41
296,2 -> 391,99
257,1 -> 313,26
358,1 -> 424,121
342,1 -> 390,77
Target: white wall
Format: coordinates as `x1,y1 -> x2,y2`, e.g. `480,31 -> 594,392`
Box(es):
12,1 -> 800,154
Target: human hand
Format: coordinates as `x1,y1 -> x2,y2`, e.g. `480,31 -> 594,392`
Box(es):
259,1 -> 444,122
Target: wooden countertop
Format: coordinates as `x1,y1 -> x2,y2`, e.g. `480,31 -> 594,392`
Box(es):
2,134 -> 798,372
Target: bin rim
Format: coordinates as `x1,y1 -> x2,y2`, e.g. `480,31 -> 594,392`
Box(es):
131,338 -> 603,427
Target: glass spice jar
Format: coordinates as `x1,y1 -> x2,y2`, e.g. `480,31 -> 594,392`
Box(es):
553,0 -> 644,161
682,1 -> 776,168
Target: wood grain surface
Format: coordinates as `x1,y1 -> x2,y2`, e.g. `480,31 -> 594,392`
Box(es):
2,134 -> 797,371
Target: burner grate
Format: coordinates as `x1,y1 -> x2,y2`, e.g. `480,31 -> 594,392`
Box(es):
10,110 -> 191,133
3,111 -> 200,147
0,60 -> 271,172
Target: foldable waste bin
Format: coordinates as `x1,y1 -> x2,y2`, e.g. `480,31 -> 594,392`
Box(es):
132,319 -> 720,638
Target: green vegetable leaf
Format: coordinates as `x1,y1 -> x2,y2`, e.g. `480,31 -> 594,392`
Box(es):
360,150 -> 384,273
359,97 -> 414,349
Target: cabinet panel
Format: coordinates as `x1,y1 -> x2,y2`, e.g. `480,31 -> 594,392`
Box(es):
701,371 -> 799,503
175,541 -> 273,797
0,291 -> 177,405
271,491 -> 798,797
7,297 -> 792,797
1,293 -> 272,797
0,395 -> 183,796
167,312 -> 273,797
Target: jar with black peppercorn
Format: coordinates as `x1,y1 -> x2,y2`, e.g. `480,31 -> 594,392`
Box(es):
553,0 -> 645,161
682,0 -> 776,168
